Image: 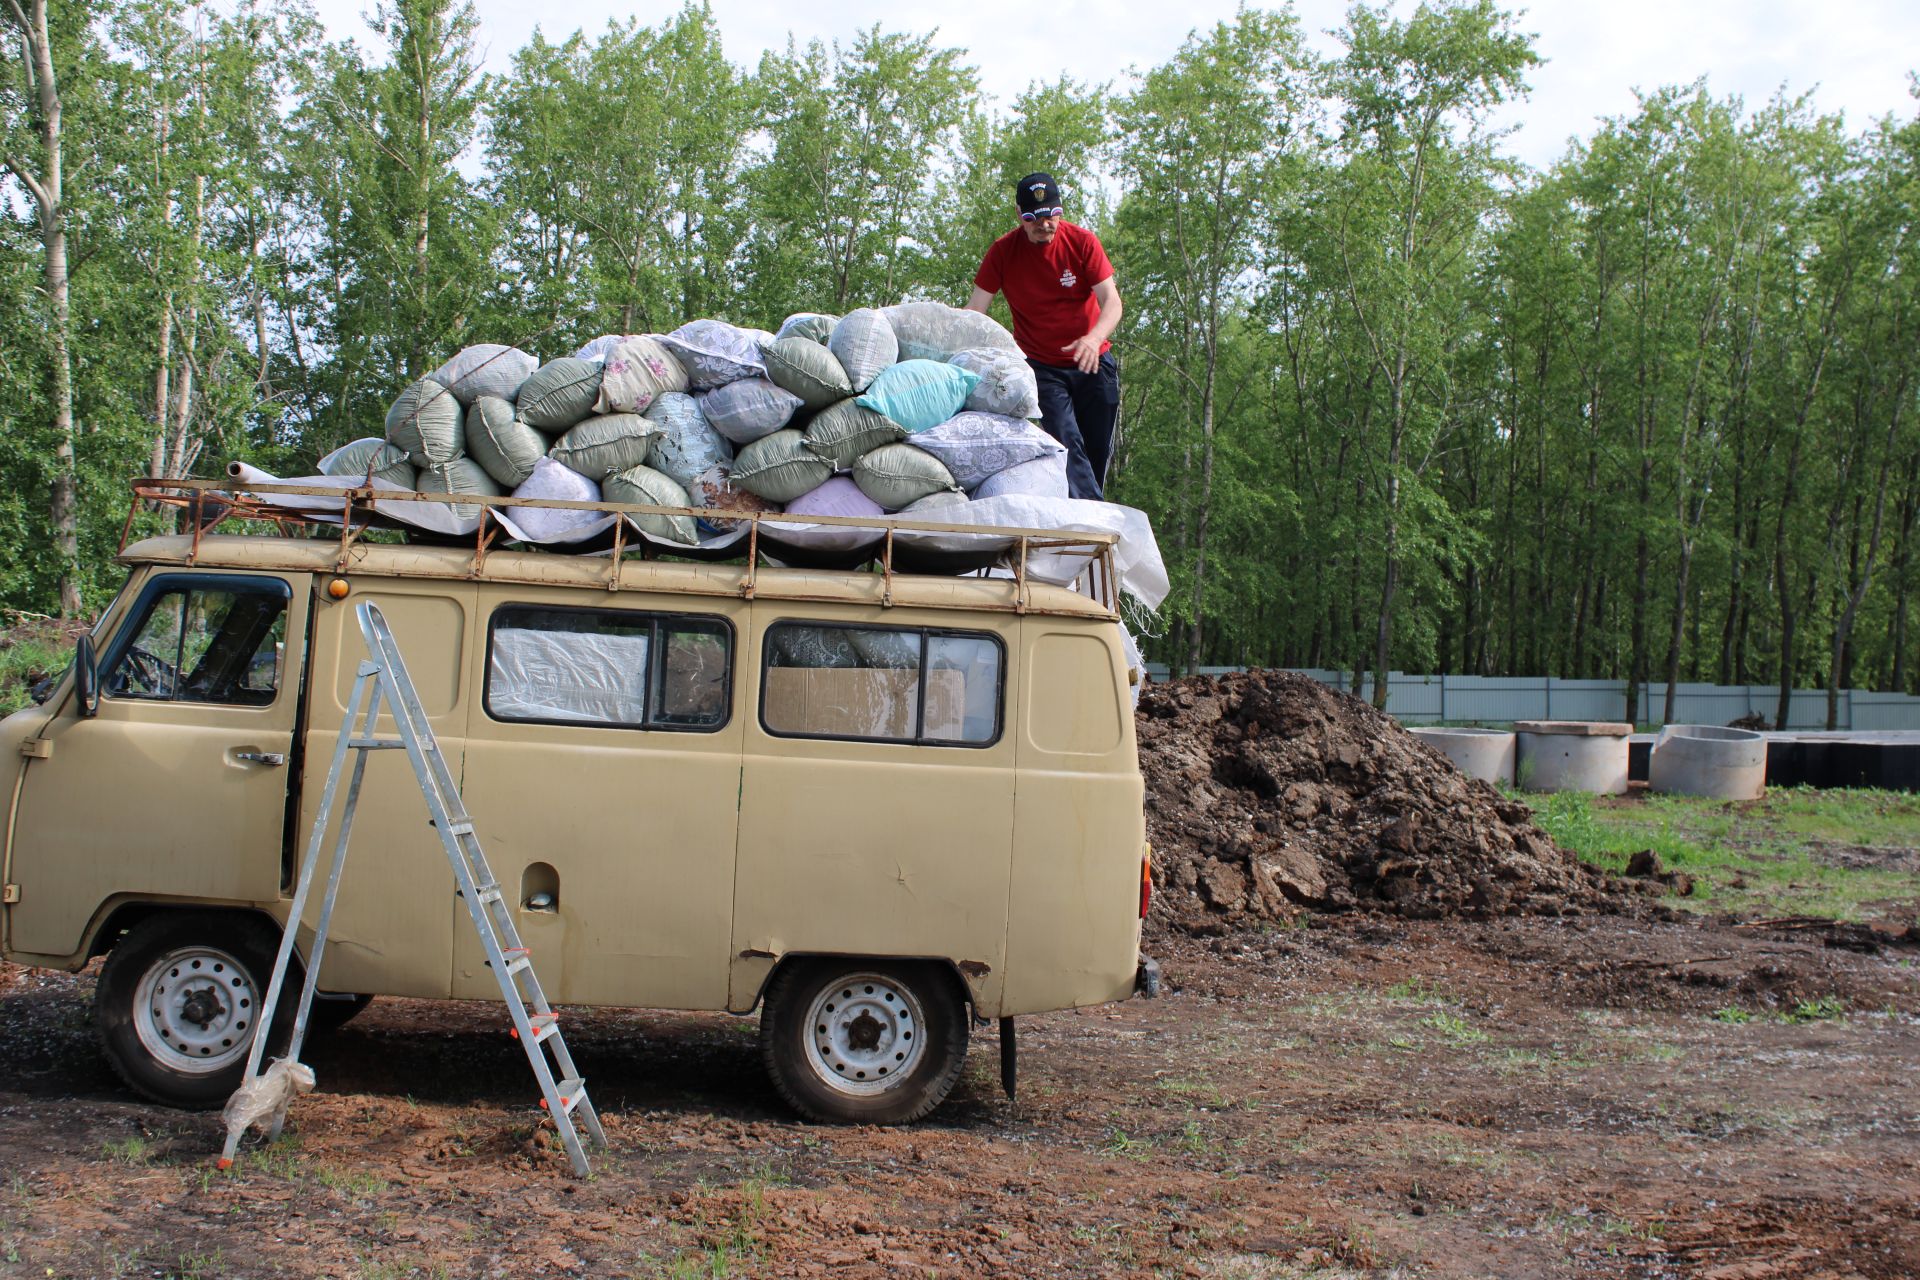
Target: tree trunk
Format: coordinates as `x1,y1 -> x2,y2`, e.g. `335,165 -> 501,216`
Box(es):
151,292 -> 173,478
1889,458 -> 1919,692
1661,535 -> 1694,725
410,17 -> 433,378
166,170 -> 207,480
1826,405 -> 1904,726
1185,363 -> 1218,672
6,1 -> 79,615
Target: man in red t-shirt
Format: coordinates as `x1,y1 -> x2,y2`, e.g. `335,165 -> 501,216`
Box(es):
965,172 -> 1124,501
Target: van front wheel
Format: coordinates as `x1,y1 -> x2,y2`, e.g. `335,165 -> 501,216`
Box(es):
94,912 -> 282,1109
760,961 -> 969,1124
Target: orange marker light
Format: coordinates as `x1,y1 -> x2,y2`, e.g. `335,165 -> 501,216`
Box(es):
1140,848 -> 1153,919
327,578 -> 350,599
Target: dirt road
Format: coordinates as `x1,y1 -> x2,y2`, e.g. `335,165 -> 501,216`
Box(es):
2,909 -> 1915,1279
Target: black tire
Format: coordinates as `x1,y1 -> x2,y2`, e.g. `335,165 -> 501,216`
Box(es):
759,960 -> 969,1124
305,992 -> 374,1037
94,912 -> 286,1109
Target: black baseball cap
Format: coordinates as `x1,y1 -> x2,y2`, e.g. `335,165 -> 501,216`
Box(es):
1015,172 -> 1062,213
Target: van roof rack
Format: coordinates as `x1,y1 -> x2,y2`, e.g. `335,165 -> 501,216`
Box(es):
124,476 -> 1123,617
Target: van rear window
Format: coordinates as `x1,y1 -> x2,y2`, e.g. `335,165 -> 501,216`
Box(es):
760,623 -> 1001,746
485,606 -> 730,731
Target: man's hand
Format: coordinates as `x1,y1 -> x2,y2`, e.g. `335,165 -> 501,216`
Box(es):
1061,335 -> 1102,374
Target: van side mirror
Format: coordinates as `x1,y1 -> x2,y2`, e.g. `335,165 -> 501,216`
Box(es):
74,635 -> 99,718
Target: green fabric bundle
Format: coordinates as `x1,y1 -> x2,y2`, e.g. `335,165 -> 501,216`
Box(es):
547,414 -> 663,482
465,397 -> 550,487
385,379 -> 465,466
852,442 -> 960,511
603,464 -> 697,545
517,358 -> 605,430
732,429 -> 834,502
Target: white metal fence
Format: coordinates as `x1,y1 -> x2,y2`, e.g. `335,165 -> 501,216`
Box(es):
1140,666 -> 1920,731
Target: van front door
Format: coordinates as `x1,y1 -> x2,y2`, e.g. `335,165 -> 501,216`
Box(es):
7,572 -> 307,960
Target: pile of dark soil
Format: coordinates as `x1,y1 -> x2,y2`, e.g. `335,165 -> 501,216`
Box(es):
1137,670 -> 1631,932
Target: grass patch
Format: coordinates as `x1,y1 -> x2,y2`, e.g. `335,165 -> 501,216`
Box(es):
1101,1127 -> 1157,1161
1782,995 -> 1846,1024
1420,1010 -> 1490,1047
316,1164 -> 390,1200
1526,788 -> 1920,921
102,1136 -> 151,1166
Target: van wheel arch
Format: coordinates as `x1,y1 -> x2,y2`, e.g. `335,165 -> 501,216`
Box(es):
89,901 -> 285,962
748,953 -> 977,1018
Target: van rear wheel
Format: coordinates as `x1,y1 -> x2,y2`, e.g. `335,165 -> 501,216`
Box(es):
94,912 -> 282,1109
759,961 -> 969,1124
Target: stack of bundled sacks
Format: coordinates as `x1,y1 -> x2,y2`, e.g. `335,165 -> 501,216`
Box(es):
321,303 -> 1068,550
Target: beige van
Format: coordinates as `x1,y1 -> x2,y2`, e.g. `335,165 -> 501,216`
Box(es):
0,509 -> 1151,1124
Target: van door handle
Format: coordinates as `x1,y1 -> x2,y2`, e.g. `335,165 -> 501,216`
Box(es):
234,750 -> 286,766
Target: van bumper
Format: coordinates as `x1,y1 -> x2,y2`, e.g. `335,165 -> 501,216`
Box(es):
1134,955 -> 1162,999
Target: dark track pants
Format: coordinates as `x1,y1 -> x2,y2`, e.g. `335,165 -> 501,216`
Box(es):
1029,353 -> 1119,501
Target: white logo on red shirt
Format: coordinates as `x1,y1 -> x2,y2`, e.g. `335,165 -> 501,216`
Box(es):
1059,269 -> 1077,288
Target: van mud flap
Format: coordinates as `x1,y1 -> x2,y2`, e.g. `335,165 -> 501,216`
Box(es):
999,1017 -> 1016,1099
1134,956 -> 1162,998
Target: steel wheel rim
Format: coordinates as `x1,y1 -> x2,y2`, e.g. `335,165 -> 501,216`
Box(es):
131,944 -> 259,1075
802,973 -> 926,1097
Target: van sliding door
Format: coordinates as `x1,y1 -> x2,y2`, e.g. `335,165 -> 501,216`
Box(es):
292,583 -> 476,999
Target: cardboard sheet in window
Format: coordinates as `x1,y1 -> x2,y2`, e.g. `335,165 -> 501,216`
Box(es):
763,668 -> 965,740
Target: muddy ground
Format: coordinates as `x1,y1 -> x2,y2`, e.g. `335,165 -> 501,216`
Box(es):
2,671 -> 1917,1277
2,905 -> 1917,1280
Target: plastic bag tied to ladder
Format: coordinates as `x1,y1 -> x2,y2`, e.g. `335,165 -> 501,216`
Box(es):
220,1058 -> 315,1155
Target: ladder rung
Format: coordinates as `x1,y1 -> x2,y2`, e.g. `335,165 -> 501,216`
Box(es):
436,819 -> 475,837
345,737 -> 407,750
539,1078 -> 587,1114
476,886 -> 503,905
512,1012 -> 559,1044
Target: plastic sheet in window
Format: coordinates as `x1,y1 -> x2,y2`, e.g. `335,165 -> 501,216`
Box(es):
489,626 -> 650,724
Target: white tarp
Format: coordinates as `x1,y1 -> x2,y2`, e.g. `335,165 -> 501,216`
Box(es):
891,496 -> 1169,609
488,625 -> 651,724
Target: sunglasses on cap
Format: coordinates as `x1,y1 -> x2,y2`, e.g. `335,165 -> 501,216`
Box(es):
1020,206 -> 1065,222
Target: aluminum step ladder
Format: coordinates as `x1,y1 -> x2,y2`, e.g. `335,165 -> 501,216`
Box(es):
218,600 -> 608,1176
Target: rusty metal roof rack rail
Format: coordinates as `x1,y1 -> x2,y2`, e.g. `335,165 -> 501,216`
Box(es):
124,476 -> 1122,617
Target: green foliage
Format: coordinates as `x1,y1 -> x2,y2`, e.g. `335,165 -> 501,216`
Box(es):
741,27 -> 979,318
0,0 -> 1915,697
0,628 -> 66,717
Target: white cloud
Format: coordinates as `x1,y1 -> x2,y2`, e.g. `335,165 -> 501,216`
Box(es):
308,0 -> 1920,168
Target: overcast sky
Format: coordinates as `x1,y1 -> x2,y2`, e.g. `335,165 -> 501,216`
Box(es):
310,0 -> 1920,169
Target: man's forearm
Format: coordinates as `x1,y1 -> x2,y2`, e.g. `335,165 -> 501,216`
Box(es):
964,285 -> 994,314
1087,290 -> 1122,344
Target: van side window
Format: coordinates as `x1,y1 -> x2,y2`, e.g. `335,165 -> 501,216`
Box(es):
104,579 -> 288,705
761,623 -> 1002,746
485,606 -> 730,731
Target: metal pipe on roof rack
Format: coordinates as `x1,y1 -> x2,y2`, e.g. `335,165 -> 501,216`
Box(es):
742,517 -> 760,600
881,527 -> 895,608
